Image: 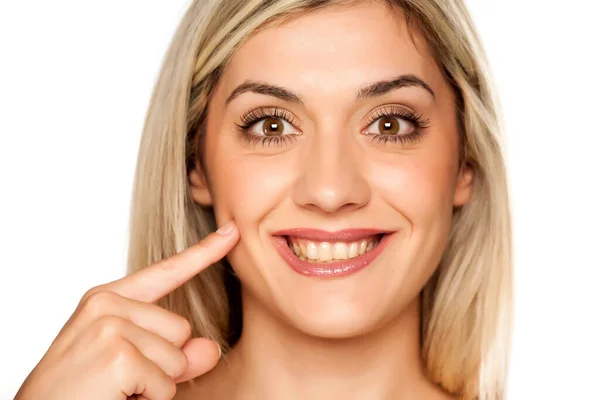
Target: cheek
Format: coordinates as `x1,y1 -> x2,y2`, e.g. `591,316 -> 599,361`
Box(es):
371,146 -> 459,228
207,137 -> 297,227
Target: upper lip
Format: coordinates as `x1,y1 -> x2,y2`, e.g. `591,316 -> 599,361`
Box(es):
271,228 -> 394,242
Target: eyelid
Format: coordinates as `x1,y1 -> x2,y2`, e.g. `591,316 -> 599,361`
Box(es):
238,106 -> 301,130
362,104 -> 426,125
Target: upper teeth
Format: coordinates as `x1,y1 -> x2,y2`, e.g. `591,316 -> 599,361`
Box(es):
287,236 -> 380,261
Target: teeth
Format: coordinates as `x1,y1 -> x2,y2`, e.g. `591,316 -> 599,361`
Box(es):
333,242 -> 348,259
306,242 -> 319,260
300,242 -> 307,256
359,240 -> 367,255
348,242 -> 359,258
319,242 -> 333,261
287,236 -> 381,262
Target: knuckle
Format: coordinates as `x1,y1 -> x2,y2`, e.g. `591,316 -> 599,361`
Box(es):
195,238 -> 211,251
110,339 -> 136,364
92,315 -> 126,341
194,241 -> 213,259
108,341 -> 139,383
80,290 -> 117,318
81,286 -> 103,303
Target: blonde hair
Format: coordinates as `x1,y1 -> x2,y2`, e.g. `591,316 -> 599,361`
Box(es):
126,0 -> 512,399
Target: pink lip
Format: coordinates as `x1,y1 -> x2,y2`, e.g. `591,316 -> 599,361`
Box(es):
271,229 -> 395,278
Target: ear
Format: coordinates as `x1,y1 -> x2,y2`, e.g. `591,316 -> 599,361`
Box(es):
188,159 -> 213,206
453,162 -> 474,206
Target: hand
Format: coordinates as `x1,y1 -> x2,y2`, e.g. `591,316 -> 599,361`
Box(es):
14,221 -> 239,400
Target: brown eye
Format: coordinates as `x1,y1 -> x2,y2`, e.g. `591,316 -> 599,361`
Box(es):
365,115 -> 414,136
262,118 -> 284,136
378,117 -> 399,135
243,116 -> 298,137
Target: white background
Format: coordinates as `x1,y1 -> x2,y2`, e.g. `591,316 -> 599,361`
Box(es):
1,1 -> 598,399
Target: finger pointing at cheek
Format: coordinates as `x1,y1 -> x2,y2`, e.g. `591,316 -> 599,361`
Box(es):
104,221 -> 239,303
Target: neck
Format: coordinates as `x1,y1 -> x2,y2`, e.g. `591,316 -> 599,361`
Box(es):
205,290 -> 450,400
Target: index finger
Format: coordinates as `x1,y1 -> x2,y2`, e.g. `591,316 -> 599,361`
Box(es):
105,221 -> 239,303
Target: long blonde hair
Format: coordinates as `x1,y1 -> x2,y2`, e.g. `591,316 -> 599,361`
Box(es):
126,1 -> 512,398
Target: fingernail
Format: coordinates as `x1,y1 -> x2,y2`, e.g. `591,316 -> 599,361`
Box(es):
216,221 -> 235,235
217,343 -> 222,358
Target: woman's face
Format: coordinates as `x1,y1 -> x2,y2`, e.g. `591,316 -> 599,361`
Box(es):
190,2 -> 473,338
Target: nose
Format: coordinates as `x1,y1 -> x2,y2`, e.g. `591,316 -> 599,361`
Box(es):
292,125 -> 371,214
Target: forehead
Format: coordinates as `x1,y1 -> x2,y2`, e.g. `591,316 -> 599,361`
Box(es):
217,1 -> 446,103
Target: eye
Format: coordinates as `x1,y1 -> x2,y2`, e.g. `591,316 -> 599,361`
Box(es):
246,117 -> 297,136
235,107 -> 301,137
360,106 -> 430,146
365,115 -> 416,136
234,107 -> 301,148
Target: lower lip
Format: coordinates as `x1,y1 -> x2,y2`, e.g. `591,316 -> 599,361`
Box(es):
272,233 -> 394,278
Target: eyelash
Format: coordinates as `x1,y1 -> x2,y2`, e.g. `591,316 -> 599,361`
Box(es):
235,107 -> 299,148
234,106 -> 430,147
364,106 -> 430,146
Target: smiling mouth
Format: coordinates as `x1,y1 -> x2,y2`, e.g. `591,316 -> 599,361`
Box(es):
285,234 -> 383,263
271,228 -> 395,277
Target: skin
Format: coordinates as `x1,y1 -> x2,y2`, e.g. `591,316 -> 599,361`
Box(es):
184,1 -> 473,399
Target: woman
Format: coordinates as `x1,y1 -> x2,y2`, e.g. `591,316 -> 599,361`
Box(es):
15,0 -> 512,399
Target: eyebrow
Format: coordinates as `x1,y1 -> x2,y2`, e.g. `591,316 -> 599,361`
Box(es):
224,74 -> 435,106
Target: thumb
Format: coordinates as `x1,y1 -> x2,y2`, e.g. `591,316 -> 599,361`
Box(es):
174,338 -> 221,384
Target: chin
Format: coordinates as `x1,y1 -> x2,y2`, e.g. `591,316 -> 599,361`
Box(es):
253,263 -> 407,340
284,299 -> 388,339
